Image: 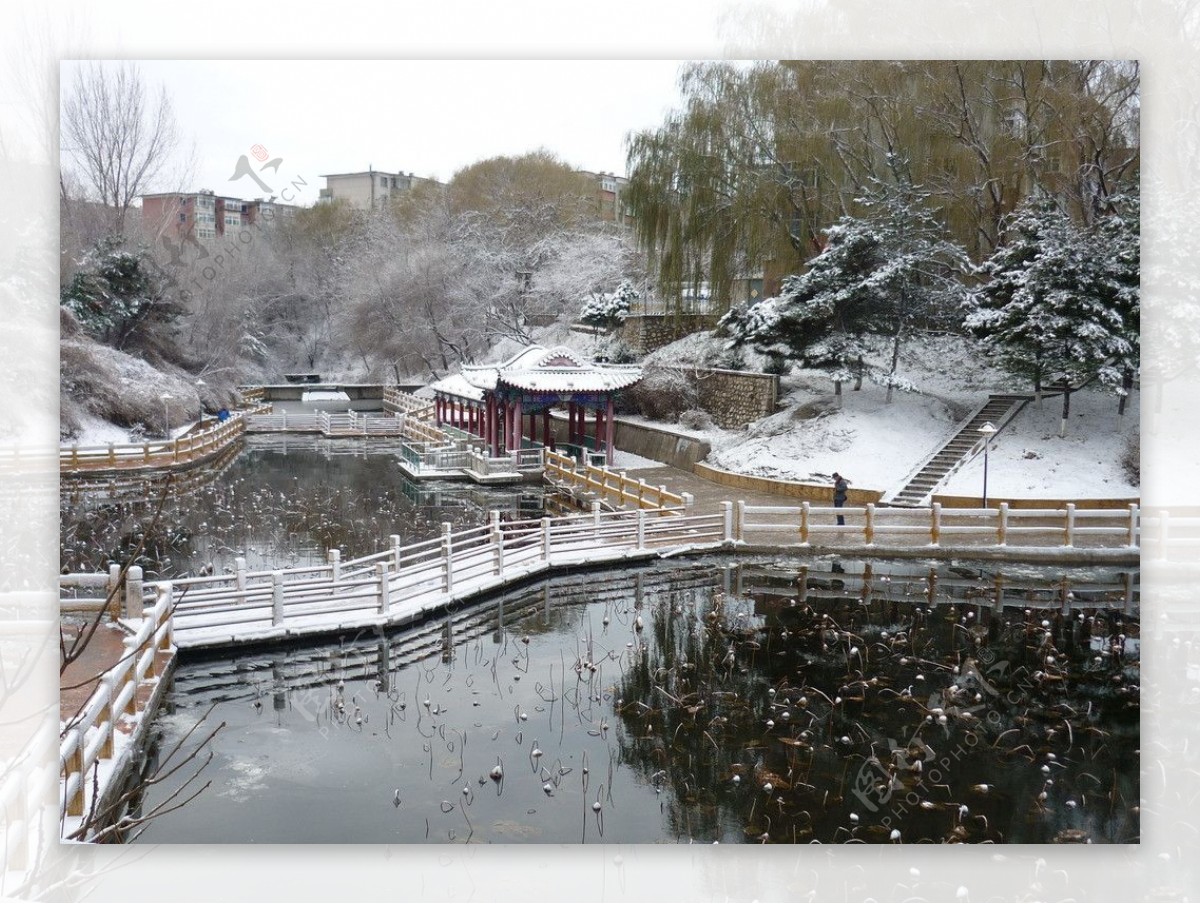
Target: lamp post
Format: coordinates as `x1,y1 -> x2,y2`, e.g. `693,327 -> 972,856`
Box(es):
978,421 -> 997,508
161,393 -> 173,438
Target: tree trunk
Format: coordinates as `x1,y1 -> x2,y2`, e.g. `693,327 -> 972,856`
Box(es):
1118,367 -> 1133,416
1060,384 -> 1071,438
834,379 -> 843,408
885,331 -> 902,404
853,356 -> 863,391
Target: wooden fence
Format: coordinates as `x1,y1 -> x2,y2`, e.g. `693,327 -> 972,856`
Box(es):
544,450 -> 691,514
59,579 -> 174,826
60,414 -> 246,473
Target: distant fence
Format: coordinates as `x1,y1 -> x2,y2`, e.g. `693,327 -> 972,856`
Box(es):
60,414 -> 247,473
245,409 -> 406,436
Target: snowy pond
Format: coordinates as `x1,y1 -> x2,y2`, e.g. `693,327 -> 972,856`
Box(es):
129,556 -> 1139,845
60,434 -> 547,581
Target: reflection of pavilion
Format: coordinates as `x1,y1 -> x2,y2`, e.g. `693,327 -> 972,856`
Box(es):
428,345 -> 642,466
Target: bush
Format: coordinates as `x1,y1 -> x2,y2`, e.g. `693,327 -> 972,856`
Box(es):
622,365 -> 698,421
1121,428 -> 1140,486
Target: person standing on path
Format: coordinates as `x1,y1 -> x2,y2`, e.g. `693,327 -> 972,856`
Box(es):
832,472 -> 849,525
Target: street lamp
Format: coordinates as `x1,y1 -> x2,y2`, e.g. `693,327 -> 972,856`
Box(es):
161,393 -> 173,438
977,421 -> 997,508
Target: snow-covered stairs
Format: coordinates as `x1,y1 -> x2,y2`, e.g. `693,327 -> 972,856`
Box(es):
881,393 -> 1032,507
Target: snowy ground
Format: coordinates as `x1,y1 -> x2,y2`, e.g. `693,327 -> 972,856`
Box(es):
606,330 -> 1140,500
941,390 -> 1139,499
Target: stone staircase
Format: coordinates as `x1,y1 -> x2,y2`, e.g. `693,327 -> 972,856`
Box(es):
882,393 -> 1032,507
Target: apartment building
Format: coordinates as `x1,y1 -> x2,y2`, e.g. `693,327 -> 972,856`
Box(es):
575,170 -> 634,226
141,190 -> 297,246
317,168 -> 440,210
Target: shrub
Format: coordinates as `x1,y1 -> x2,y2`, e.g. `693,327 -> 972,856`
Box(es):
622,365 -> 698,421
1120,428 -> 1140,486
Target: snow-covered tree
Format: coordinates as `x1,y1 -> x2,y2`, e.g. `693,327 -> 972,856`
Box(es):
963,194 -> 1139,433
579,279 -> 640,328
720,183 -> 968,402
61,237 -> 183,355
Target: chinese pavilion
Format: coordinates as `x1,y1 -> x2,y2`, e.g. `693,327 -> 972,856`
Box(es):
428,345 -> 642,465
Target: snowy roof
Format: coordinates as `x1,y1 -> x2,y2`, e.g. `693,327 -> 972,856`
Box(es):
460,345 -> 642,395
427,373 -> 486,402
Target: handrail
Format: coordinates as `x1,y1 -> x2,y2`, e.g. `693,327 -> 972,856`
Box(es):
61,413 -> 247,473
159,499 -> 1140,650
545,449 -> 690,514
59,582 -> 175,827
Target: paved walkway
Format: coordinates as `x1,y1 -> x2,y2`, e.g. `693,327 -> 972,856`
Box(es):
613,463 -> 814,515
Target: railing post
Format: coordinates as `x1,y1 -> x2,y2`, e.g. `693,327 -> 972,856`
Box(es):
391,534 -> 402,569
722,502 -> 733,542
659,486 -> 669,513
125,565 -> 144,620
142,442 -> 150,464
542,517 -> 553,561
99,677 -> 115,758
864,503 -> 874,545
800,501 -> 810,544
442,523 -> 454,593
155,582 -> 174,653
1064,503 -> 1076,547
736,501 -> 746,542
377,562 -> 390,614
1127,503 -> 1139,548
67,739 -> 84,817
107,563 -> 122,619
637,510 -> 646,550
592,500 -> 602,541
235,557 -> 247,598
108,443 -> 116,466
931,503 -> 942,546
682,492 -> 694,510
272,571 -> 285,626
491,511 -> 505,574
71,445 -> 79,468
328,548 -> 341,585
997,502 -> 1009,546
637,479 -> 647,508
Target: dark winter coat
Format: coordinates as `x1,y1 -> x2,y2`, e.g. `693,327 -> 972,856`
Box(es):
833,477 -> 848,506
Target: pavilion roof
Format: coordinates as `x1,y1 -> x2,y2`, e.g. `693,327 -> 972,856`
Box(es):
426,372 -> 486,402
460,345 -> 642,395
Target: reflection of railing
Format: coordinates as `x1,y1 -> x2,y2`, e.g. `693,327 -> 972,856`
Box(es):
60,414 -> 246,473
59,579 -> 174,825
544,450 -> 690,514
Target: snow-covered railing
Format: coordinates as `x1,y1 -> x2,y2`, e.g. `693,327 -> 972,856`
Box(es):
732,500 -> 1141,550
60,414 -> 246,473
59,581 -> 175,826
545,450 -> 691,514
164,503 -> 728,648
244,409 -> 407,437
239,386 -> 266,404
383,388 -> 435,420
59,565 -> 147,617
401,416 -> 450,445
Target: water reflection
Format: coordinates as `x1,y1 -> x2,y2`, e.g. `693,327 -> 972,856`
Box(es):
60,435 -> 544,581
134,556 -> 1139,844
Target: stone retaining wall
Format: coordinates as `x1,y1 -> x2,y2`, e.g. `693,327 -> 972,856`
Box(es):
693,367 -> 779,429
932,493 -> 1141,510
693,461 -> 883,504
550,413 -> 710,472
619,314 -> 717,353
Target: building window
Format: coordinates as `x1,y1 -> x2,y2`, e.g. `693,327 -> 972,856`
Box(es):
179,212 -> 187,222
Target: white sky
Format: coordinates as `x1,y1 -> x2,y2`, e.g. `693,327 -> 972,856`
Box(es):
62,59 -> 696,205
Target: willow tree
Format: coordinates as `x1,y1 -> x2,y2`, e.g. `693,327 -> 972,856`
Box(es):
625,60 -> 1139,310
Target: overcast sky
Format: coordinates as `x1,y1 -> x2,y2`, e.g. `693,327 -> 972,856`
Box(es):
62,60 -> 697,206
